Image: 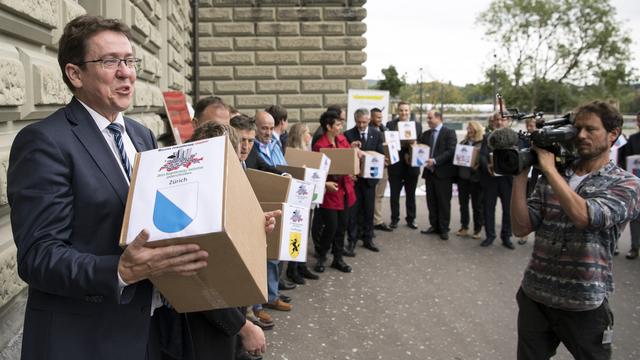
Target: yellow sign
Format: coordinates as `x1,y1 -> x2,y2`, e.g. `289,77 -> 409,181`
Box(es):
352,95 -> 385,100
289,231 -> 301,258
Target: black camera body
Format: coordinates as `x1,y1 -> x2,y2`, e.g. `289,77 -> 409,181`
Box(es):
491,113 -> 579,176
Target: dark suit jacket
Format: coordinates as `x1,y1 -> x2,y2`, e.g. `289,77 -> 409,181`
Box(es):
386,119 -> 423,176
187,309 -> 246,360
246,145 -> 282,174
419,125 -> 458,179
279,131 -> 288,154
8,97 -> 158,359
344,126 -> 384,186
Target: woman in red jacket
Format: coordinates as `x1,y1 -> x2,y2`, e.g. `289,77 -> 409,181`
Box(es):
312,110 -> 357,273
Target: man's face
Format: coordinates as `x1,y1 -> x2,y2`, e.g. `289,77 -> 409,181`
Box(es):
526,121 -> 536,134
198,105 -> 230,126
355,114 -> 370,132
574,112 -> 618,160
255,113 -> 275,143
370,111 -> 383,127
281,118 -> 288,131
70,30 -> 136,119
427,111 -> 441,129
339,110 -> 346,123
398,104 -> 410,121
494,116 -> 510,130
237,128 -> 255,161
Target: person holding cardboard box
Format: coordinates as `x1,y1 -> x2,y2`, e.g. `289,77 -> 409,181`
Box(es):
455,121 -> 485,240
386,102 -> 423,229
344,108 -> 385,255
616,111 -> 640,260
370,107 -> 395,233
312,110 -> 356,273
7,15 -> 209,360
418,111 -> 458,240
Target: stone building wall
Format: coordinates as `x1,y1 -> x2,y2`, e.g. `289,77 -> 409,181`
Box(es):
0,0 -> 193,357
197,0 -> 368,121
0,0 -> 368,357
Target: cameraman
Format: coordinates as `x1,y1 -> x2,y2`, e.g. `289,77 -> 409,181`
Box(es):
511,101 -> 640,360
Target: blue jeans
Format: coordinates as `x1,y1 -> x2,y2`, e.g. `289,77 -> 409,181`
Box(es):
267,260 -> 280,303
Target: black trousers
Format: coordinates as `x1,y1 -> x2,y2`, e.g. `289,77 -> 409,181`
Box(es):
457,178 -> 483,232
482,176 -> 512,241
316,204 -> 349,260
516,288 -> 613,360
388,163 -> 420,223
424,174 -> 453,233
348,179 -> 376,243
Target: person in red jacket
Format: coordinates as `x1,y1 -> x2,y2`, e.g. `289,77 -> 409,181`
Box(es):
312,110 -> 357,273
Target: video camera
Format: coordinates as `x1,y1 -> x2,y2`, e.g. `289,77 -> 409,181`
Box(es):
489,95 -> 578,175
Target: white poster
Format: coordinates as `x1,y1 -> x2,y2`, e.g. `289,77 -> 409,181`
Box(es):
287,179 -> 314,208
386,142 -> 400,165
361,152 -> 385,179
385,131 -> 401,149
398,121 -> 417,140
453,144 -> 476,167
279,204 -> 309,262
411,144 -> 430,167
125,138 -> 225,244
346,89 -> 390,130
303,168 -> 328,205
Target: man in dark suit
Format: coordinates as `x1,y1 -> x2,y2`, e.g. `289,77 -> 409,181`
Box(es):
419,111 -> 458,240
7,15 -> 208,360
344,108 -> 385,255
386,101 -> 423,229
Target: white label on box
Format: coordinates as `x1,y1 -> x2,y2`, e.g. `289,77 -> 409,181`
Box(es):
279,204 -> 309,262
363,152 -> 385,179
398,122 -> 417,140
453,144 -> 475,167
627,154 -> 640,177
288,179 -> 314,208
387,142 -> 400,165
319,154 -> 332,174
385,131 -> 401,149
303,169 -> 328,204
126,138 -> 225,244
411,145 -> 430,167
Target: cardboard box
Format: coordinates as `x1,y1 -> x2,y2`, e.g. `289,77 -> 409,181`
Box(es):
260,202 -> 309,262
276,165 -> 327,205
360,151 -> 385,179
410,144 -> 430,167
284,148 -> 331,174
384,142 -> 400,165
120,137 -> 267,313
627,154 -> 640,177
398,121 -> 417,140
246,169 -> 314,208
319,148 -> 360,175
453,144 -> 479,168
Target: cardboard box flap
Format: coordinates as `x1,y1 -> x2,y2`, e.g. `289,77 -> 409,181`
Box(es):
246,169 -> 292,203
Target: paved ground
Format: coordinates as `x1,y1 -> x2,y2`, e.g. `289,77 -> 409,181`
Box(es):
264,193 -> 640,360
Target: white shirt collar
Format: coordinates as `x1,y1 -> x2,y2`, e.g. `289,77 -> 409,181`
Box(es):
434,123 -> 443,132
77,98 -> 126,131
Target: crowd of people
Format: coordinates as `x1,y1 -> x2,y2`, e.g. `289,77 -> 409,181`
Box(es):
7,14 -> 640,360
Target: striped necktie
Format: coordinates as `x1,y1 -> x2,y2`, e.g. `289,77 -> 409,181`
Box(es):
107,123 -> 132,180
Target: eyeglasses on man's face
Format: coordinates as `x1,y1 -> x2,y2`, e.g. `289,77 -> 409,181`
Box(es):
78,57 -> 142,71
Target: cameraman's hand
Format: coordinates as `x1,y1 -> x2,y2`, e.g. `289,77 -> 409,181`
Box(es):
532,145 -> 555,175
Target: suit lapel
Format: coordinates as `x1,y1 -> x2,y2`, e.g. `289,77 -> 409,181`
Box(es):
66,98 -> 130,205
125,118 -> 149,153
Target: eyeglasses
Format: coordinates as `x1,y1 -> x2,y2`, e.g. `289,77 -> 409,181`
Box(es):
78,57 -> 141,71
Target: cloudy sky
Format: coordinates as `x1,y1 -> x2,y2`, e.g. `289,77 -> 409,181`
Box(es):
362,0 -> 640,86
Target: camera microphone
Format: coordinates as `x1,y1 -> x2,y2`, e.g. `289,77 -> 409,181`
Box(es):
488,127 -> 519,150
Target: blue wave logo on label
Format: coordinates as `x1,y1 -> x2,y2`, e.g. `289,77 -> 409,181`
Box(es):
153,183 -> 198,233
369,166 -> 379,178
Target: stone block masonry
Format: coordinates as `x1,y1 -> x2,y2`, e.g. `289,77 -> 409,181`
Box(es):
198,2 -> 368,123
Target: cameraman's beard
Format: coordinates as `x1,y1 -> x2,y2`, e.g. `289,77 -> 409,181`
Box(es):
577,142 -> 609,161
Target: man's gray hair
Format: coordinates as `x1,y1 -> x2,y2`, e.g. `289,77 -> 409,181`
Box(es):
354,108 -> 370,120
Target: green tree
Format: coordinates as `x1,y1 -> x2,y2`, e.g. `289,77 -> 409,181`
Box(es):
377,65 -> 406,98
478,0 -> 633,106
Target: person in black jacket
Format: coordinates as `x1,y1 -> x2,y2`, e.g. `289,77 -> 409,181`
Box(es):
617,111 -> 640,259
386,102 -> 423,229
418,111 -> 458,240
344,108 -> 385,255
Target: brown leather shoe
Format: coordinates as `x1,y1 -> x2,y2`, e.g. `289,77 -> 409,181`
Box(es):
263,299 -> 292,311
626,248 -> 639,259
455,228 -> 468,237
253,309 -> 273,324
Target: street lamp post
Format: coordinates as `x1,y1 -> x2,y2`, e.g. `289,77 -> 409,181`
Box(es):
419,67 -> 424,123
